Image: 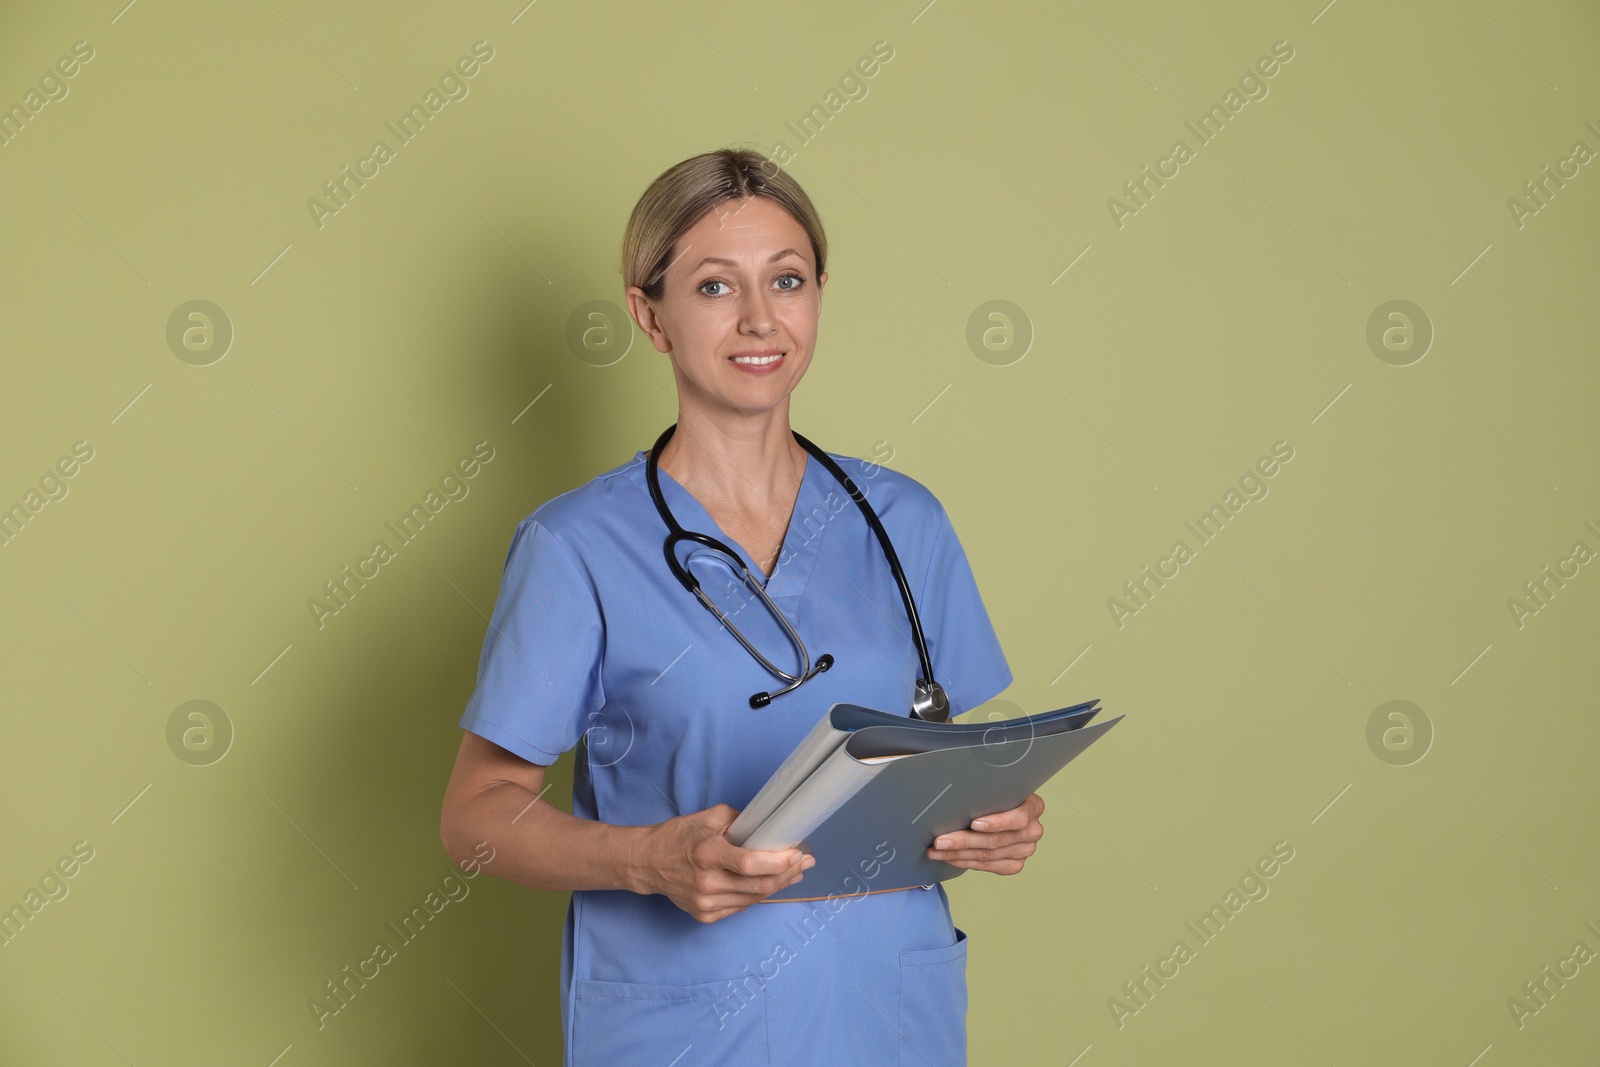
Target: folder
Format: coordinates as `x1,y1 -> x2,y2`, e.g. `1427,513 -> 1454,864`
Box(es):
726,698 -> 1123,902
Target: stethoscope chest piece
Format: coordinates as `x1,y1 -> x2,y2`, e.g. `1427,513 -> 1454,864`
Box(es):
911,680 -> 950,722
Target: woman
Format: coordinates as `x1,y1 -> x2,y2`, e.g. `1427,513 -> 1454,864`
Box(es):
440,147 -> 1047,1066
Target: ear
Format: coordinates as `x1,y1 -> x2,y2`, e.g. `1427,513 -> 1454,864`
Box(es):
625,286 -> 672,355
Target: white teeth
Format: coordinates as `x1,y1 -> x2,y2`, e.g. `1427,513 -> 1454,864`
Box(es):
732,354 -> 783,365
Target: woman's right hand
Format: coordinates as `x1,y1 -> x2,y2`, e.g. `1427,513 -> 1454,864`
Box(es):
635,803 -> 814,923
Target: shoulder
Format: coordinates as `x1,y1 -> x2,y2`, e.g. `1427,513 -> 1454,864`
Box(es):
503,451 -> 647,555
818,450 -> 947,527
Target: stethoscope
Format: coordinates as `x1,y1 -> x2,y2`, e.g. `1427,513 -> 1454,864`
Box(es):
644,422 -> 951,721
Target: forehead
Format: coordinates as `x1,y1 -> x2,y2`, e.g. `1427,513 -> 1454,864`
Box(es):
677,196 -> 810,267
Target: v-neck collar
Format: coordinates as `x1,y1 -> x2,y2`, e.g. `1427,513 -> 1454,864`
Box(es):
633,446 -> 824,596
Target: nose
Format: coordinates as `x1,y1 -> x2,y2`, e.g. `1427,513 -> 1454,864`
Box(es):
738,285 -> 777,335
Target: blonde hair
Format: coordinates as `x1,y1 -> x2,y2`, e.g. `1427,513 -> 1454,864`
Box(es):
620,148 -> 828,302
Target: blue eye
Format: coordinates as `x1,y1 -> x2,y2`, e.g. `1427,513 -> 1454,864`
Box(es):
698,272 -> 804,297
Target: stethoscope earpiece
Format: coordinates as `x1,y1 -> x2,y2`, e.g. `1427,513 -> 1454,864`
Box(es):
747,653 -> 833,709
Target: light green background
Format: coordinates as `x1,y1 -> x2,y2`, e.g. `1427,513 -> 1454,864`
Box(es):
2,0 -> 1597,1064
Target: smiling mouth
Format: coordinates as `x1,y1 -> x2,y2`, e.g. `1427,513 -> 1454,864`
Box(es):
730,353 -> 785,366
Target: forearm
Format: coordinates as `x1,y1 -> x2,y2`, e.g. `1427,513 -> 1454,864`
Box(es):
443,780 -> 658,895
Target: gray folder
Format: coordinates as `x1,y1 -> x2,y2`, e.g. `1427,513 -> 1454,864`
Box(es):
750,700 -> 1123,902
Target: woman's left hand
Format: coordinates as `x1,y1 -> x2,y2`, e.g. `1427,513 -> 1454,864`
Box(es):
925,792 -> 1045,875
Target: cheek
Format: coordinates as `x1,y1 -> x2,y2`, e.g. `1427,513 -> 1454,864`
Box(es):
780,309 -> 820,351
668,308 -> 734,360
782,298 -> 815,322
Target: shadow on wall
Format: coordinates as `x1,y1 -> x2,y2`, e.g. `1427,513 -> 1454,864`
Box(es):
262,222 -> 622,1064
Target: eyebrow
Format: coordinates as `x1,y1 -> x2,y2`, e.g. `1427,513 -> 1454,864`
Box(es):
690,248 -> 806,272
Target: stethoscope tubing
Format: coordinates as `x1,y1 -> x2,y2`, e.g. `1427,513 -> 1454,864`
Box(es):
789,430 -> 938,688
643,422 -> 939,697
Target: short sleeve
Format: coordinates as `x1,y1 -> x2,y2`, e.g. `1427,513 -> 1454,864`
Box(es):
918,498 -> 1013,718
457,518 -> 605,765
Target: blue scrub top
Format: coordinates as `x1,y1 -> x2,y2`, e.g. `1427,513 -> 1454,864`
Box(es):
459,443 -> 1012,1066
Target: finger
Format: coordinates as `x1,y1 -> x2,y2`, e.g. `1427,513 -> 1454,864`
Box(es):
942,857 -> 1027,875
758,867 -> 811,903
968,805 -> 1031,833
680,816 -> 770,888
701,872 -> 793,900
687,829 -> 800,884
943,838 -> 1038,864
726,846 -> 811,878
929,840 -> 1037,863
755,856 -> 813,895
707,879 -> 798,904
701,803 -> 741,831
931,824 -> 1039,853
701,858 -> 809,897
687,899 -> 757,923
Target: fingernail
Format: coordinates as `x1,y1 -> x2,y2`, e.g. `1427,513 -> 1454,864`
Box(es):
934,837 -> 951,849
971,819 -> 989,830
802,856 -> 815,869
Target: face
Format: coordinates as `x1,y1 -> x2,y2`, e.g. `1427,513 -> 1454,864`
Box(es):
627,195 -> 826,423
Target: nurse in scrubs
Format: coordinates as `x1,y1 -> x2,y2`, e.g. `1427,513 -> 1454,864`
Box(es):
440,147 -> 1048,1066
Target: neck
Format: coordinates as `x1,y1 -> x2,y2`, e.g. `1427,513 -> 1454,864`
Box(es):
653,404 -> 806,512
